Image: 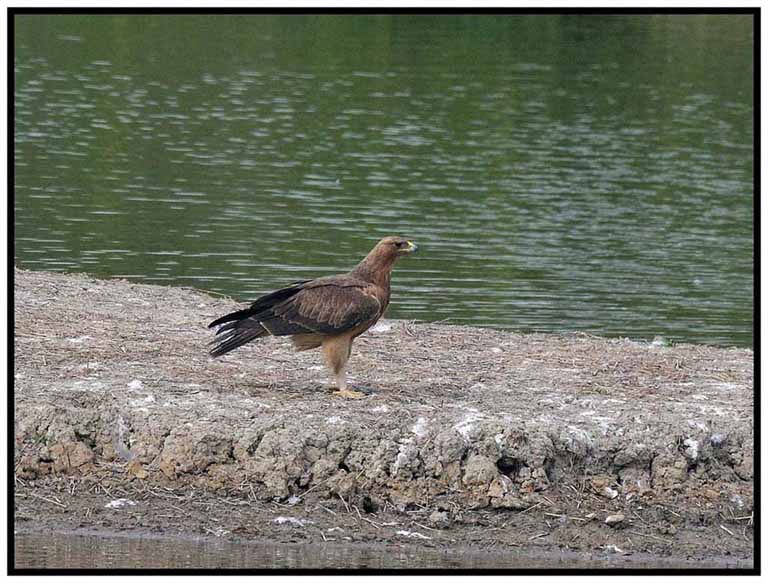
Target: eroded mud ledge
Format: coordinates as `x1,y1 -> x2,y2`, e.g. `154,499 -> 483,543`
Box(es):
13,268 -> 754,565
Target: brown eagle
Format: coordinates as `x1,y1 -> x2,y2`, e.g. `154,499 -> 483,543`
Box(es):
208,236 -> 418,398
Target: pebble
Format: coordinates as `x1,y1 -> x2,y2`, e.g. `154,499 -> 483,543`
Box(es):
605,513 -> 625,527
127,459 -> 149,480
602,486 -> 619,500
682,438 -> 700,462
710,433 -> 727,447
658,524 -> 677,535
428,510 -> 450,529
702,488 -> 721,500
591,475 -> 611,489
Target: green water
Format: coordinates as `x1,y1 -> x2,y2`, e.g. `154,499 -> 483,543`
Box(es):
14,14 -> 754,347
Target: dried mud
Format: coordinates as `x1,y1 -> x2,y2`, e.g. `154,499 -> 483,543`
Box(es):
13,268 -> 754,568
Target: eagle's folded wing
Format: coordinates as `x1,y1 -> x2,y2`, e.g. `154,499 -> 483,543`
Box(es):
208,279 -> 382,357
269,284 -> 382,335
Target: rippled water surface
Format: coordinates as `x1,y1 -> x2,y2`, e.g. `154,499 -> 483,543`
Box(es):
14,14 -> 754,346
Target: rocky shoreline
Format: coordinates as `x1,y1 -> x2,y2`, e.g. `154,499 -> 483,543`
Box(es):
13,268 -> 754,568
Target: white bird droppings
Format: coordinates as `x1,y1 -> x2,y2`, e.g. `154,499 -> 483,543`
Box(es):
129,395 -> 156,407
411,417 -> 429,438
371,322 -> 392,333
105,498 -> 137,509
396,530 -> 431,540
683,438 -> 699,461
273,516 -> 310,527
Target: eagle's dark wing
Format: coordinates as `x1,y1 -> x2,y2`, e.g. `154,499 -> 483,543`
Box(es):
207,280 -> 310,329
208,276 -> 382,357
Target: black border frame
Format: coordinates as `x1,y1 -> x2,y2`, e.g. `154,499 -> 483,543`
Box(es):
7,6 -> 760,576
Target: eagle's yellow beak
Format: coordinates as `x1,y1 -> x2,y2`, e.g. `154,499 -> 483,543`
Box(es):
406,240 -> 418,253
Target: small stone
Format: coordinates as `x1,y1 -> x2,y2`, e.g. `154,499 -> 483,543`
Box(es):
657,524 -> 677,535
50,441 -> 94,473
462,455 -> 498,487
591,475 -> 611,490
710,434 -> 727,448
702,488 -> 720,500
605,513 -> 625,527
601,486 -> 619,500
127,458 -> 149,480
466,495 -> 490,510
487,476 -> 512,499
682,439 -> 700,462
490,495 -> 528,510
428,510 -> 450,529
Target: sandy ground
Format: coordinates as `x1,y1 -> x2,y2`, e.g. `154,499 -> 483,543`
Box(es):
13,268 -> 754,568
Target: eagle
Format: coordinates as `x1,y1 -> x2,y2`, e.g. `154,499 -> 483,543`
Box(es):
208,236 -> 418,398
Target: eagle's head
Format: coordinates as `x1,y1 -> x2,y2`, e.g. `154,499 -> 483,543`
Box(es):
354,236 -> 418,279
376,236 -> 419,258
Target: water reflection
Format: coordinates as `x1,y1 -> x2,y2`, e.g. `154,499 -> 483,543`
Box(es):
13,531 -> 752,570
14,14 -> 753,346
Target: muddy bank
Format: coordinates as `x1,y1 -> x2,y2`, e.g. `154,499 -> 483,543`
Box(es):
13,268 -> 754,567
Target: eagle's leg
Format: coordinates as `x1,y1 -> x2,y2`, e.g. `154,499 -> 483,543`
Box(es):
322,336 -> 365,399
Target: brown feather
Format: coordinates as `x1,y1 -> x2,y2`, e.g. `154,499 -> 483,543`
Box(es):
291,333 -> 323,351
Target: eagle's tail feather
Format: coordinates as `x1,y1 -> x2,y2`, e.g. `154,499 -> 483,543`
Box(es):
209,325 -> 268,357
208,307 -> 255,329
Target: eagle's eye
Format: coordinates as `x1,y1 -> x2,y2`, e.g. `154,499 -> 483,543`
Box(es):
394,241 -> 406,248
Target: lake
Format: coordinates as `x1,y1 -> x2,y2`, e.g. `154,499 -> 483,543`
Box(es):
13,13 -> 754,347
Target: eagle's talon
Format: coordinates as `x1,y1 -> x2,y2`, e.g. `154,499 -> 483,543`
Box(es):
333,389 -> 367,399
